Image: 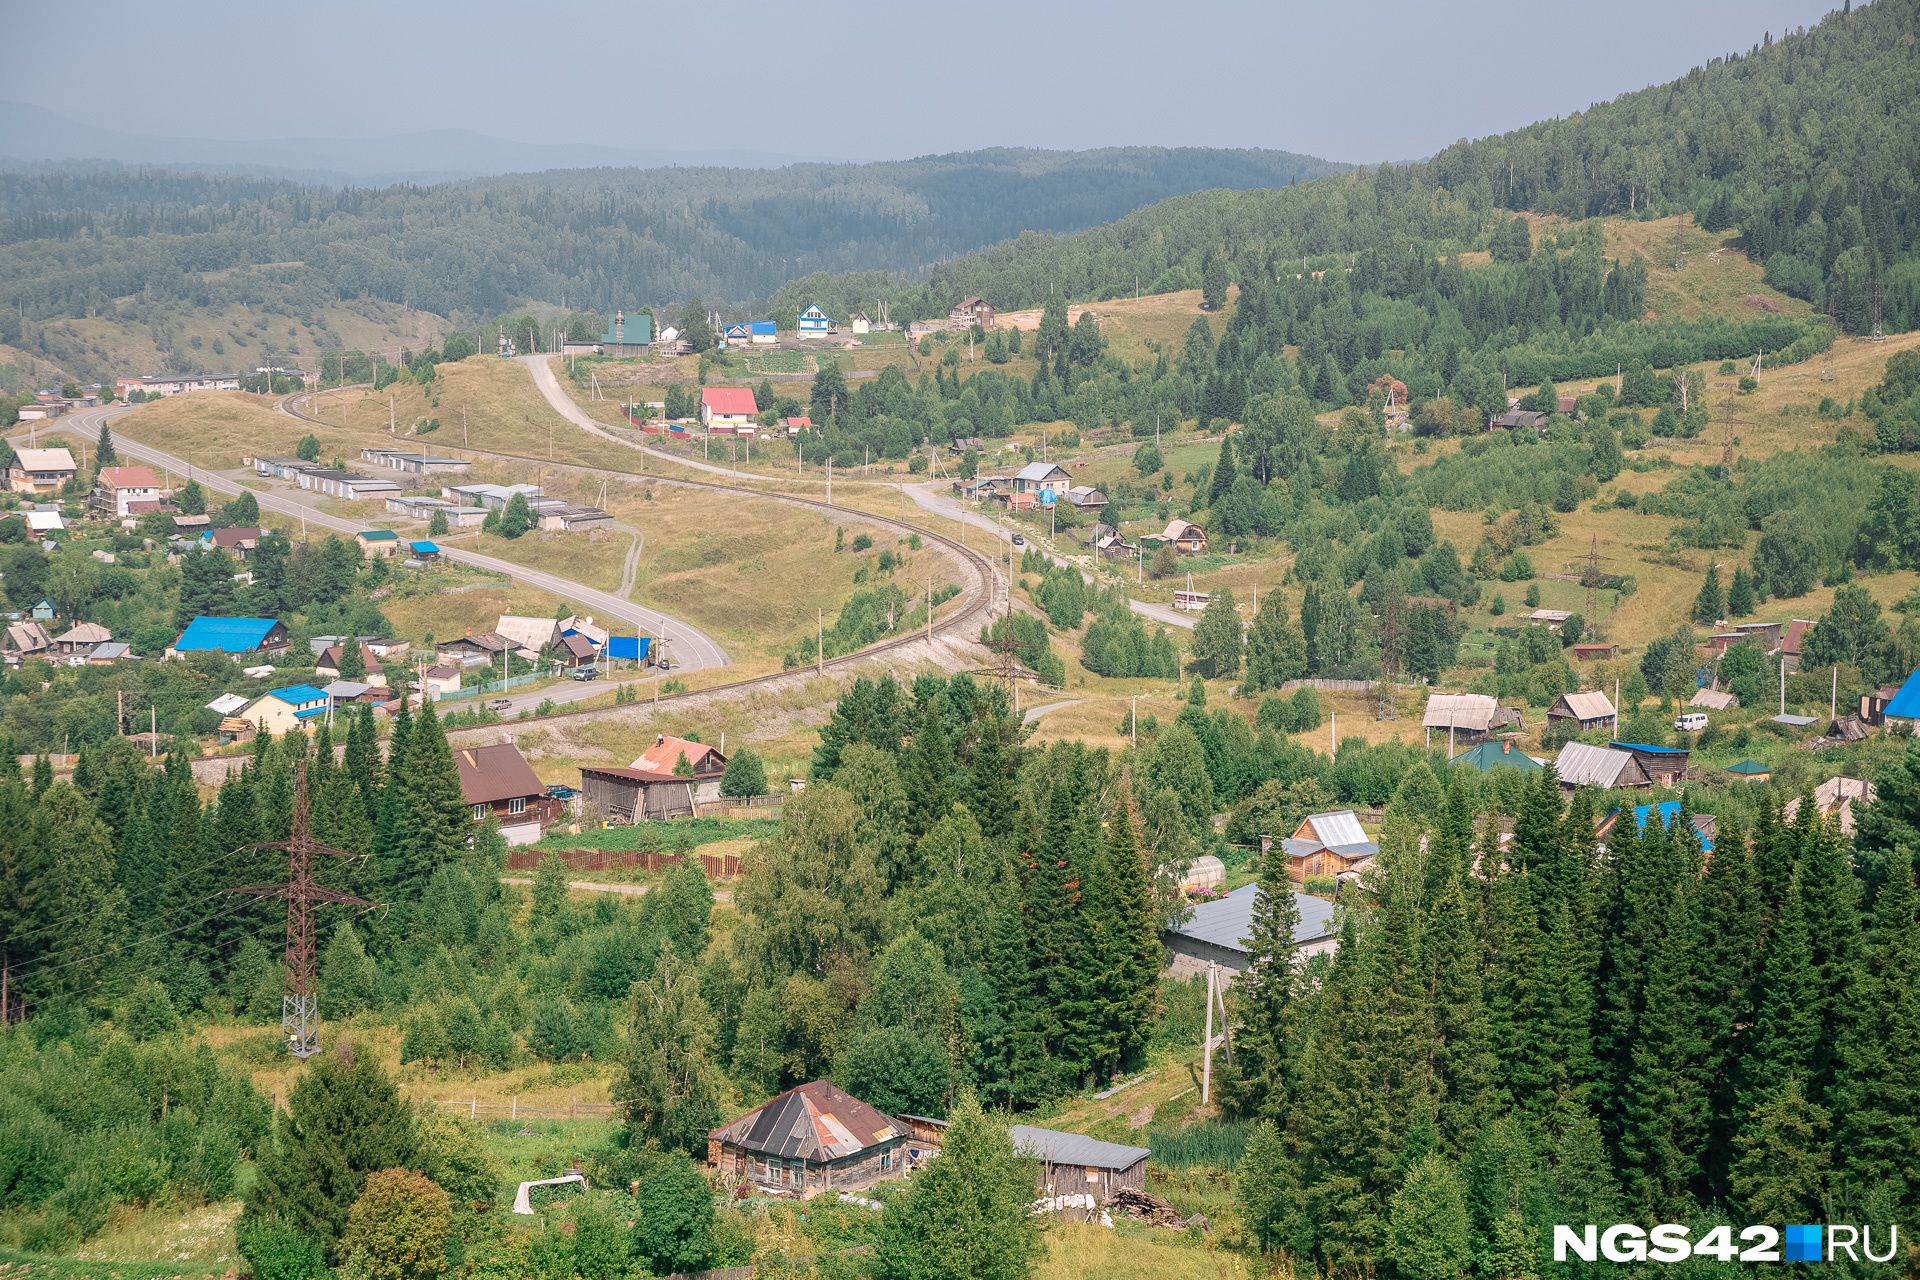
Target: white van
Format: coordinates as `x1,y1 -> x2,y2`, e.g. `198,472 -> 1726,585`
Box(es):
1674,712 -> 1709,732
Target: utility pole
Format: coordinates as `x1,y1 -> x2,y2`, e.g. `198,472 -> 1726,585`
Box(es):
817,609 -> 823,675
1715,382 -> 1752,481
1582,534 -> 1615,642
224,763 -> 373,1058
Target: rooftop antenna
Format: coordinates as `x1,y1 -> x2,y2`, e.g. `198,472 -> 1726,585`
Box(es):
224,762 -> 374,1058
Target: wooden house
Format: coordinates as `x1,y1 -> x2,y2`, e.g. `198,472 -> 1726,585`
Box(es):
700,387 -> 759,432
580,735 -> 726,822
454,743 -> 561,845
1553,742 -> 1650,793
797,305 -> 833,338
948,297 -> 996,328
1782,776 -> 1875,834
1546,689 -> 1617,732
1423,692 -> 1520,746
1608,740 -> 1689,788
1161,880 -> 1341,983
1010,1126 -> 1150,1205
707,1081 -> 909,1193
1725,760 -> 1772,783
1281,810 -> 1379,883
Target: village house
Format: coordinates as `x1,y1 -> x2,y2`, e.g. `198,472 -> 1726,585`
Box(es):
51,622 -> 111,656
1152,518 -> 1209,554
243,685 -> 331,736
1423,692 -> 1524,747
1546,689 -> 1617,733
1010,1127 -> 1150,1205
797,305 -> 833,338
1553,741 -> 1650,794
87,642 -> 131,664
577,733 -> 729,821
1572,643 -> 1620,661
598,310 -> 653,356
419,665 -> 465,698
92,466 -> 161,518
494,615 -> 562,655
1609,739 -> 1689,788
707,1080 -> 910,1193
1065,485 -> 1108,511
5,621 -> 52,657
1487,409 -> 1550,432
436,631 -> 518,668
118,374 -> 241,397
1162,880 -> 1341,983
1782,776 -> 1875,834
1593,800 -> 1715,851
454,743 -> 561,845
1281,809 -> 1380,883
314,641 -> 381,680
700,387 -> 758,432
1781,618 -> 1817,673
948,297 -> 996,328
1010,462 -> 1072,501
167,617 -> 290,659
1451,739 -> 1545,773
203,527 -> 264,558
9,448 -> 76,494
354,530 -> 401,559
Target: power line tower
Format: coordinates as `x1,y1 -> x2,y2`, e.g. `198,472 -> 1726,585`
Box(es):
1580,535 -> 1616,641
225,762 -> 373,1058
1715,381 -> 1752,482
1672,211 -> 1688,272
1820,314 -> 1837,382
1377,588 -> 1401,721
1871,266 -> 1885,342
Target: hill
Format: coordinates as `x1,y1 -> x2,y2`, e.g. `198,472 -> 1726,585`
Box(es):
0,145 -> 1351,384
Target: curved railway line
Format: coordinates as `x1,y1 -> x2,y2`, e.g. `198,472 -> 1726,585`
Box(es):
277,386 -> 1009,727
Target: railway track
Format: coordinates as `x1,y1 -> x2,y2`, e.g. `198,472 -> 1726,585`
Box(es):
277,387 -> 1008,727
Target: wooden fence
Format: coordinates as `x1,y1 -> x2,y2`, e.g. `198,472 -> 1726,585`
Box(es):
503,848 -> 743,876
432,1095 -> 620,1120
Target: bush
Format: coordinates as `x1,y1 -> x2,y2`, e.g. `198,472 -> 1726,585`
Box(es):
343,1169 -> 451,1280
238,1216 -> 330,1280
719,748 -> 768,797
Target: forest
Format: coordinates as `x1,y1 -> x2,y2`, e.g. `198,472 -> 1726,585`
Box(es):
0,146 -> 1346,341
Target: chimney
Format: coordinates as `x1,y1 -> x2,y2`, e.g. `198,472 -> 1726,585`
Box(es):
1502,741 -> 1511,755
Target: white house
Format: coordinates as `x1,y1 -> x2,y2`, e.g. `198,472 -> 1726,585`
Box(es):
797,305 -> 833,338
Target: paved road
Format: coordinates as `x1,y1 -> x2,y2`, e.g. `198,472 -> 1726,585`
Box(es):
1022,699 -> 1085,725
901,480 -> 1195,631
40,404 -> 730,676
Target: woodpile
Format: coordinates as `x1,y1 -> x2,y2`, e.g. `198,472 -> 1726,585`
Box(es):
1111,1186 -> 1209,1232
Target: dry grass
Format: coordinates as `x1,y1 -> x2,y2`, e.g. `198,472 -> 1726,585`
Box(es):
1035,1222 -> 1248,1280
72,1201 -> 243,1266
379,581 -> 576,644
109,390 -> 305,469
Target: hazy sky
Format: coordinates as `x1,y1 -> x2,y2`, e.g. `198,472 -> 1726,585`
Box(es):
13,0 -> 1834,164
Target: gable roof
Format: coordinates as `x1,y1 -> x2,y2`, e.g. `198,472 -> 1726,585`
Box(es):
1166,881 -> 1339,955
494,615 -> 561,653
1881,668 -> 1920,719
1554,741 -> 1644,788
12,448 -> 74,471
98,466 -> 158,489
1610,740 -> 1688,755
702,387 -> 758,416
1451,740 -> 1544,772
205,692 -> 250,716
1161,518 -> 1205,541
1423,691 -> 1500,731
1689,688 -> 1738,710
1299,810 -> 1368,847
707,1080 -> 900,1161
1014,462 -> 1070,483
454,743 -> 546,805
1009,1126 -> 1149,1172
208,527 -> 263,548
630,732 -> 725,776
174,617 -> 282,652
1554,690 -> 1617,721
54,622 -> 111,645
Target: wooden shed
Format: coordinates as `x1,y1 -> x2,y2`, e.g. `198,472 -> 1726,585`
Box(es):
579,765 -> 701,821
1011,1126 -> 1150,1204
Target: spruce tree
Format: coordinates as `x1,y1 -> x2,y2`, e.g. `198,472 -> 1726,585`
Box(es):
401,701 -> 470,896
1731,1075 -> 1831,1224
1726,566 -> 1756,618
1833,852 -> 1920,1205
1792,805 -> 1861,1110
1693,813 -> 1762,1201
1736,868 -> 1821,1122
244,1040 -> 418,1262
1101,794 -> 1160,1071
372,700 -> 415,893
1614,871 -> 1706,1215
965,713 -> 1017,839
1207,430 -> 1237,506
901,702 -> 956,841
1693,565 -> 1725,623
1218,834 -> 1305,1122
1426,840 -> 1492,1156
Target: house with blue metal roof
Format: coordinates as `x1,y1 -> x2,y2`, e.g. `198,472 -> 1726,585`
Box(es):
168,617 -> 290,659
1609,740 -> 1689,788
244,685 -> 331,736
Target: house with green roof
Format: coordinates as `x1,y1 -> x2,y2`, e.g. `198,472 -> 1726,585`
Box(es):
1725,759 -> 1772,782
1451,739 -> 1544,772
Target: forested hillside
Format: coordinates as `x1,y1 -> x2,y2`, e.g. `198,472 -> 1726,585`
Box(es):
0,146 -> 1344,340
782,0 -> 1920,336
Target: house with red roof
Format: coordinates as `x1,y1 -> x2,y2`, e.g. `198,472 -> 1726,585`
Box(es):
701,387 -> 758,433
93,466 -> 161,518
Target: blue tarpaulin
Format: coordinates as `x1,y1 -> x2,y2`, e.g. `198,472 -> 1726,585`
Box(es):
607,636 -> 650,661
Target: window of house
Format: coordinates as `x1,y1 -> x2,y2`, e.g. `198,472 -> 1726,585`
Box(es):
880,1150 -> 891,1172
508,796 -> 526,815
472,803 -> 487,821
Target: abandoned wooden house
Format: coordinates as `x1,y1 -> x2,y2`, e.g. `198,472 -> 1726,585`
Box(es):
707,1081 -> 908,1194
1010,1126 -> 1151,1204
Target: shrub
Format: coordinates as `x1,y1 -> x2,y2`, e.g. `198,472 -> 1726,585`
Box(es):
239,1216 -> 330,1280
343,1169 -> 451,1280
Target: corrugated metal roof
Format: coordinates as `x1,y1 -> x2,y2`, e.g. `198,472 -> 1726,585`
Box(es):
1015,462 -> 1069,482
264,684 -> 329,706
1303,810 -> 1367,846
1881,669 -> 1920,719
1555,741 -> 1638,787
702,387 -> 758,416
1009,1126 -> 1150,1171
709,1080 -> 899,1162
1610,741 -> 1688,755
1451,740 -> 1543,772
1166,881 -> 1339,954
1423,692 -> 1499,731
174,617 -> 280,652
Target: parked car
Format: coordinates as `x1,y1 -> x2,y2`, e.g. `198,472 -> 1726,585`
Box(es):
570,666 -> 600,681
1674,712 -> 1708,732
488,698 -> 512,710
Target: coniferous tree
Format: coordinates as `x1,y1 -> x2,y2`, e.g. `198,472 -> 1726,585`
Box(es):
1614,866 -> 1706,1215
1731,1074 -> 1831,1224
372,701 -> 415,892
1791,803 -> 1860,1110
400,701 -> 469,895
344,703 -> 382,827
1737,868 -> 1821,1122
245,1040 -> 418,1262
901,702 -> 956,841
1693,813 -> 1762,1200
1427,854 -> 1492,1156
1101,794 -> 1160,1071
966,712 -> 1018,839
1693,565 -> 1725,622
1207,430 -> 1237,506
1833,853 -> 1920,1206
95,422 -> 118,467
1217,835 -> 1304,1123
1726,566 -> 1757,618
